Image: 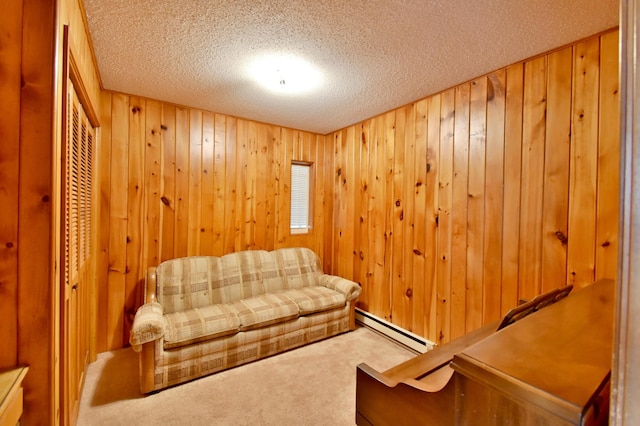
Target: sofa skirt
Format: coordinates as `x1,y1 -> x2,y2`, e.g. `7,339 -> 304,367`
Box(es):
143,304 -> 352,392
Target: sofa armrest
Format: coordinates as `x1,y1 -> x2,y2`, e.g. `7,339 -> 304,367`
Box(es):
319,275 -> 362,301
129,302 -> 166,352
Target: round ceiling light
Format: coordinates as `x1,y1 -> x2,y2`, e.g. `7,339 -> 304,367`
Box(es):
247,54 -> 323,95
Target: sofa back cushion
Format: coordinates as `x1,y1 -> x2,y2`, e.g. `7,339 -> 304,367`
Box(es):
272,247 -> 322,289
218,250 -> 283,300
156,256 -> 220,314
156,247 -> 322,314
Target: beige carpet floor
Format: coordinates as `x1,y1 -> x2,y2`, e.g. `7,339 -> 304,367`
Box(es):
77,326 -> 415,425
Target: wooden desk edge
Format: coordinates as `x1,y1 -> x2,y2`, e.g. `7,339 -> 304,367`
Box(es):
0,366 -> 28,426
381,321 -> 498,381
452,352 -> 584,424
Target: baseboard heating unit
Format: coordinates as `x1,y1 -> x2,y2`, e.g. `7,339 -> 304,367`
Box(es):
355,308 -> 435,354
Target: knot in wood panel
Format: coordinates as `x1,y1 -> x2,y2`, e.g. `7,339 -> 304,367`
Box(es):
555,231 -> 568,244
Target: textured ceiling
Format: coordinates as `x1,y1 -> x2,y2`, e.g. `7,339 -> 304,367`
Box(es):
83,0 -> 619,134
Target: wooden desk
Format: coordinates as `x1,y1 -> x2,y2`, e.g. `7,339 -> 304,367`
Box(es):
0,367 -> 28,426
356,321 -> 498,425
452,280 -> 613,425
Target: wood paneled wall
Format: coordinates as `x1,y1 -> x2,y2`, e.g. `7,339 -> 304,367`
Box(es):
97,96 -> 333,350
0,0 -> 102,424
1,1 -> 58,425
0,0 -> 24,372
64,0 -> 102,111
98,30 -> 620,351
329,30 -> 620,345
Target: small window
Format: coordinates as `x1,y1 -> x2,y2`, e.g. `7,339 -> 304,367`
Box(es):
290,162 -> 313,234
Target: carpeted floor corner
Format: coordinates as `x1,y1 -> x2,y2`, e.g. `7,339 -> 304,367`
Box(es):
77,326 -> 415,426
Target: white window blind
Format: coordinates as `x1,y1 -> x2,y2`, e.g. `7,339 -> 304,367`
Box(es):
290,163 -> 312,233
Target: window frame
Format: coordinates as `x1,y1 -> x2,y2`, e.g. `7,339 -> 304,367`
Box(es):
290,160 -> 314,234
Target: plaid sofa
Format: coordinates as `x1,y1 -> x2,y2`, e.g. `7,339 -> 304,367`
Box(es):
129,247 -> 361,393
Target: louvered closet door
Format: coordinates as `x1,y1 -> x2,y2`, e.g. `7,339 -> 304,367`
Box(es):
62,78 -> 94,426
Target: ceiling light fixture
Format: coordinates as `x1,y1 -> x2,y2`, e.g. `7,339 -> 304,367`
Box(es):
248,54 -> 322,95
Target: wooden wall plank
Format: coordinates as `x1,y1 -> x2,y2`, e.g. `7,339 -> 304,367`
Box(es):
502,63 -> 524,315
187,110 -> 202,255
519,56 -> 547,302
334,130 -> 347,278
425,94 -> 441,340
107,93 -> 128,349
212,114 -> 226,256
355,121 -> 371,309
144,100 -> 162,270
466,77 -> 487,332
568,38 -> 600,288
293,128 -> 302,160
200,112 -> 215,254
451,83 -> 470,339
595,30 -> 620,281
304,132 -> 313,162
401,105 -> 416,333
274,126 -> 288,247
160,104 -> 176,262
244,121 -> 258,250
234,119 -> 248,251
174,107 -> 189,258
310,134 -> 323,256
383,112 -> 396,320
541,47 -> 572,292
483,70 -> 505,323
392,108 -> 408,328
346,126 -> 357,281
0,0 -> 23,368
322,132 -> 335,272
263,124 -> 276,251
96,91 -> 112,353
352,126 -> 363,288
363,120 -> 377,304
412,100 -> 428,337
436,88 -> 455,344
124,97 -> 145,342
370,115 -> 389,318
223,116 -> 237,254
17,2 -> 56,422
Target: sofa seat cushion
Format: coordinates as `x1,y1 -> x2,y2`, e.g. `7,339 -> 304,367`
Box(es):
233,293 -> 300,331
280,286 -> 346,315
164,304 -> 241,349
